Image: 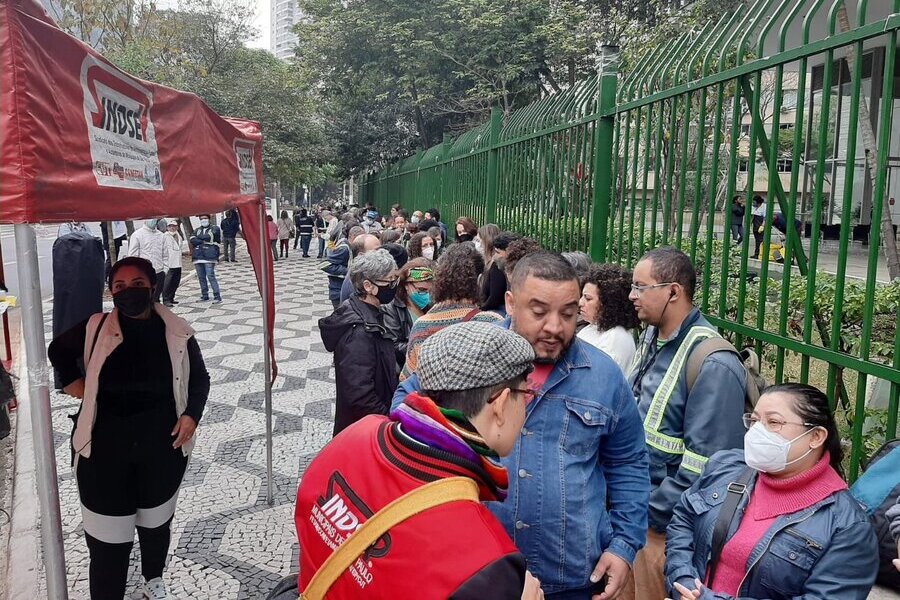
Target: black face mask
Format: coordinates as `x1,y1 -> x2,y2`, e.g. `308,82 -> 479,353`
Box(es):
113,286 -> 153,317
374,282 -> 397,305
457,234 -> 473,243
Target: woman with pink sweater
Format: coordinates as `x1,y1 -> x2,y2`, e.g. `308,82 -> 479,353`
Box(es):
665,383 -> 878,600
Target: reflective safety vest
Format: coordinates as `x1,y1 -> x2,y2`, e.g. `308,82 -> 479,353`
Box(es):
635,325 -> 719,475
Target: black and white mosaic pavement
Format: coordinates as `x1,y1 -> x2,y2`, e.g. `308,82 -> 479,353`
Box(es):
44,243 -> 337,599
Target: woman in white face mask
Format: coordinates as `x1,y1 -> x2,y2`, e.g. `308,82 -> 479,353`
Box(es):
665,383 -> 878,600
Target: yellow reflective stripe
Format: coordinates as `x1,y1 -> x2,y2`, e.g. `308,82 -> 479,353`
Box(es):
681,449 -> 709,475
644,426 -> 685,455
643,326 -> 718,432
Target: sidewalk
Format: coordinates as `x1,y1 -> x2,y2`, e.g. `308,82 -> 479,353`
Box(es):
20,244 -> 338,599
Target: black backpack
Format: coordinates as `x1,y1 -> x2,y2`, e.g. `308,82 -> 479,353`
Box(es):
850,438 -> 900,591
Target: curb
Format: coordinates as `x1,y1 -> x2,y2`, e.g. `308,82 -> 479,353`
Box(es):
5,340 -> 44,600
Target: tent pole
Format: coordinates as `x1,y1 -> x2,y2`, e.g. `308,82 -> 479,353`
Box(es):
259,202 -> 274,506
13,224 -> 69,598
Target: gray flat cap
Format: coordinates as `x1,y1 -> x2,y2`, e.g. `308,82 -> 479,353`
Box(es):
417,321 -> 535,392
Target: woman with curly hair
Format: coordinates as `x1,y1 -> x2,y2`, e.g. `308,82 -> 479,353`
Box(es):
577,263 -> 639,373
407,231 -> 435,261
400,243 -> 502,380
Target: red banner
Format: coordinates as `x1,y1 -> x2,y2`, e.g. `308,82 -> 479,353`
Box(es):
0,0 -> 276,374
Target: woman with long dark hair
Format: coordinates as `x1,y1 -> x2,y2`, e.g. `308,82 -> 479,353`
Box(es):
666,383 -> 878,600
455,216 -> 478,243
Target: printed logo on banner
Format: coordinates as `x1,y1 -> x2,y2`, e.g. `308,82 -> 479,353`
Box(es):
80,56 -> 163,190
234,140 -> 258,195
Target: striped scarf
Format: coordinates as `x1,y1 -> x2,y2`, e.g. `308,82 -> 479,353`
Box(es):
391,392 -> 509,501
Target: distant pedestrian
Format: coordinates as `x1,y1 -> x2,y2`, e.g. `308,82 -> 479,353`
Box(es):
577,264 -> 639,374
294,209 -> 315,257
731,196 -> 745,244
47,257 -> 210,600
266,215 -> 279,261
162,221 -> 186,307
314,210 -> 329,258
318,249 -> 399,436
128,218 -> 168,304
190,215 -> 222,304
277,210 -> 294,259
322,225 -> 350,308
751,195 -> 766,258
220,210 -> 241,262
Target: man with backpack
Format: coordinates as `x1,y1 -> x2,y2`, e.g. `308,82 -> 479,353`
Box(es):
626,246 -> 749,600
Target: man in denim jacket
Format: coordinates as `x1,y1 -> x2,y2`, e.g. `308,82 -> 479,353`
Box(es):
393,252 -> 649,598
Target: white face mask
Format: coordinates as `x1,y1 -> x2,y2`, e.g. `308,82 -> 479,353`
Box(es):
744,422 -> 817,473
422,246 -> 435,260
200,219 -> 210,227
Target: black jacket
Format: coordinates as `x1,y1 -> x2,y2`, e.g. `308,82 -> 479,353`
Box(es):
381,298 -> 414,370
480,262 -> 507,311
319,296 -> 398,436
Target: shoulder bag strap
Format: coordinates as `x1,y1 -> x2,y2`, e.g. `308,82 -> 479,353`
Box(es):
300,477 -> 479,600
685,337 -> 738,393
706,467 -> 754,587
88,313 -> 110,363
462,308 -> 481,322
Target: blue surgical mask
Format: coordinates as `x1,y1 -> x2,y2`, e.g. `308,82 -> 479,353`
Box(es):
409,290 -> 431,310
145,219 -> 158,229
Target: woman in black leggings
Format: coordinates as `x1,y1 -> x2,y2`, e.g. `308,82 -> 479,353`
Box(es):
49,257 -> 210,600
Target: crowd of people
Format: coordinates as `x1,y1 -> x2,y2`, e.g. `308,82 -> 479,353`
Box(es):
294,202 -> 898,600
45,203 -> 900,600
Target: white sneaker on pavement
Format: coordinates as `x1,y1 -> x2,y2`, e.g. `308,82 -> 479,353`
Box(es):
141,577 -> 169,600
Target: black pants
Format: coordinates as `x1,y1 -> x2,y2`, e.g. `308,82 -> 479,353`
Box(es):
163,268 -> 182,303
76,404 -> 188,599
152,272 -> 165,303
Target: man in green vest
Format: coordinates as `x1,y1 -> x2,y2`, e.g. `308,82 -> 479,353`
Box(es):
626,246 -> 746,600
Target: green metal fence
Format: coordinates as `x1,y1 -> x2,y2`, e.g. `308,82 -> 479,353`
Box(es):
360,0 -> 900,479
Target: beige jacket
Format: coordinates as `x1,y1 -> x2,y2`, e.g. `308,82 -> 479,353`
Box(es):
73,304 -> 196,459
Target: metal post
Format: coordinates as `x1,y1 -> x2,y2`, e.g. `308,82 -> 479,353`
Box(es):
589,44 -> 620,262
485,107 -> 503,225
258,202 -> 274,506
13,224 -> 69,598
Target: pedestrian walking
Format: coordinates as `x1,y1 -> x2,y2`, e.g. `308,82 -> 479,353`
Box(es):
47,257 -> 210,600
400,243 -> 502,380
162,221 -> 186,307
577,264 -> 639,374
128,218 -> 168,304
277,210 -> 294,259
666,383 -> 878,600
381,259 -> 434,370
626,246 -> 746,600
220,209 -> 241,262
731,195 -> 745,244
318,249 -> 399,436
266,215 -> 279,261
314,210 -> 328,258
295,321 -> 544,600
751,195 -> 766,259
294,209 -> 315,256
394,251 -> 650,598
190,214 -> 222,304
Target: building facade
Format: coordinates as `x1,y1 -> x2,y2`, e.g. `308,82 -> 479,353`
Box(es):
270,0 -> 299,60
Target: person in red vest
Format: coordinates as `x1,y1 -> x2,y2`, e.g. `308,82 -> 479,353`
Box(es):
294,321 -> 544,599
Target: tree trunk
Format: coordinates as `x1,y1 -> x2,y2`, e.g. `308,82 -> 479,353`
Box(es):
410,80 -> 430,149
838,6 -> 900,280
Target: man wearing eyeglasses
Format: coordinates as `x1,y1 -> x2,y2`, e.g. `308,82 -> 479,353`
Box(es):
625,246 -> 747,600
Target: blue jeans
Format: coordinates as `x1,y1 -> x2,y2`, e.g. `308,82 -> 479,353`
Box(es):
194,262 -> 221,300
317,237 -> 325,257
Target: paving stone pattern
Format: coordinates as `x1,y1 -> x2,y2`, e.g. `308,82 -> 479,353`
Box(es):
43,243 -> 336,599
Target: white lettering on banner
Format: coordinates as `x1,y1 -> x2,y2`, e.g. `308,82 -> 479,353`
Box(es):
80,55 -> 163,190
234,140 -> 258,195
310,493 -> 373,589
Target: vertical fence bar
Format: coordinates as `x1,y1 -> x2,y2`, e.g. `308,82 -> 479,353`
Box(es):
590,45 -> 620,261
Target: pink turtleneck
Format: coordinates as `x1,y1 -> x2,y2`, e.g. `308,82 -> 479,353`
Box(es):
710,452 -> 847,595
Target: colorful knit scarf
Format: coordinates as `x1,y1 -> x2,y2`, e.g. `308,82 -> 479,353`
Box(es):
390,392 -> 509,500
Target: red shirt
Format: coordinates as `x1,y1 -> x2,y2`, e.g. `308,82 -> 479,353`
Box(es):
295,416 -> 525,599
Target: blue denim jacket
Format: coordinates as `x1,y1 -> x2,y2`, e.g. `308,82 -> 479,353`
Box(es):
392,330 -> 650,594
666,449 -> 878,599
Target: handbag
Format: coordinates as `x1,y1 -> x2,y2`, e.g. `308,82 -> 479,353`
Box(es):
705,467 -> 754,586
300,477 -> 478,600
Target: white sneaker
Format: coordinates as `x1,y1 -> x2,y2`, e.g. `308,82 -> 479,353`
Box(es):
141,577 -> 168,600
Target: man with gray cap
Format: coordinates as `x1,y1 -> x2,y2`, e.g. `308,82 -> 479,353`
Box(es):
295,322 -> 544,599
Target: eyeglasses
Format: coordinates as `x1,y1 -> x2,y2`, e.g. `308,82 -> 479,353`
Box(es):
488,388 -> 537,404
630,282 -> 674,297
742,413 -> 816,432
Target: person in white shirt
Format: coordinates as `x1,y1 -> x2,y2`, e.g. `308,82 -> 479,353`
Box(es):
162,221 -> 187,307
128,219 -> 169,303
577,263 -> 639,374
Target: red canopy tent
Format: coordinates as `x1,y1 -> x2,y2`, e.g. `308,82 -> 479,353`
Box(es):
1,0 -> 277,595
